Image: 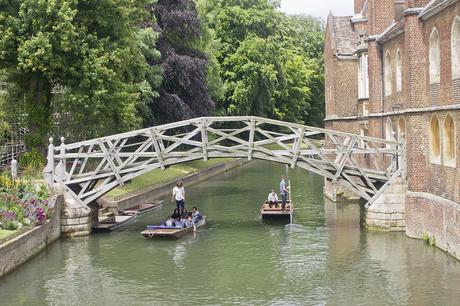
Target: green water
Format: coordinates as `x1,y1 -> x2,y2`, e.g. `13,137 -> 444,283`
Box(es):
1,160 -> 460,305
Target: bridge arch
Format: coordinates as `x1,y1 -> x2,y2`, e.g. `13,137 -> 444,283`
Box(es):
45,117 -> 404,207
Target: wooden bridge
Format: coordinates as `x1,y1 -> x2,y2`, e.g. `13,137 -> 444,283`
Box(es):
44,116 -> 404,207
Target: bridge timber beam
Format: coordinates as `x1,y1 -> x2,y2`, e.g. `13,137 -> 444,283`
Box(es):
44,116 -> 404,207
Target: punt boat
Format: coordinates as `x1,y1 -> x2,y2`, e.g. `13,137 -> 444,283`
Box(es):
141,216 -> 206,239
260,200 -> 293,221
92,201 -> 163,232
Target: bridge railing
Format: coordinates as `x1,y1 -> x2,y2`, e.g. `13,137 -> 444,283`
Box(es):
44,116 -> 404,206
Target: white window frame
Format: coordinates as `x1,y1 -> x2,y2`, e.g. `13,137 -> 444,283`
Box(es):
451,17 -> 460,80
358,53 -> 369,99
429,28 -> 441,84
396,49 -> 402,92
384,51 -> 392,96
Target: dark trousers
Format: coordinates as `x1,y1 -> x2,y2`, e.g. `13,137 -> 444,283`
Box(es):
176,200 -> 185,214
269,201 -> 278,208
281,194 -> 287,210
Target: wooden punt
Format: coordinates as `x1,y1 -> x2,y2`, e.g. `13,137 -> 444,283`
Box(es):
92,201 -> 163,232
261,200 -> 293,221
141,216 -> 206,239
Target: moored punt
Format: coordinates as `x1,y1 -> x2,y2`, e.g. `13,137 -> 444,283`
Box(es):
261,201 -> 293,221
92,201 -> 164,232
141,216 -> 206,239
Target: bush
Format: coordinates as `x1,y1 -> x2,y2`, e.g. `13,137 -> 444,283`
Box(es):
18,149 -> 45,169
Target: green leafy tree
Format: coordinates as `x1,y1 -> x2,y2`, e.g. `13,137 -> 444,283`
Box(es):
0,0 -> 160,150
197,0 -> 325,126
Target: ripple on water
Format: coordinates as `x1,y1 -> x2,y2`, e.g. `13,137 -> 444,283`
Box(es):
1,161 -> 460,305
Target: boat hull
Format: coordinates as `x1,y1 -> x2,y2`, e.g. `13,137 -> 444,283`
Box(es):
141,217 -> 206,239
261,201 -> 293,221
92,201 -> 163,232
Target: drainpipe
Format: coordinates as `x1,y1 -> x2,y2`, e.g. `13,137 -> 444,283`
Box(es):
378,43 -> 385,139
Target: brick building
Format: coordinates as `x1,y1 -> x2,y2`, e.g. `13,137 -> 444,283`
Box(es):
325,0 -> 460,259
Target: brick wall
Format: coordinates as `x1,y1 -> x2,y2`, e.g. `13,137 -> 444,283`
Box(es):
333,58 -> 359,117
369,0 -> 395,35
382,34 -> 406,112
423,3 -> 460,107
325,20 -> 336,117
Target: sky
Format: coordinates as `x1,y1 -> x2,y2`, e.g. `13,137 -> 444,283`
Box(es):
280,0 -> 354,20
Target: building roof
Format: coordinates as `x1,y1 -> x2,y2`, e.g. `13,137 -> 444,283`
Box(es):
329,15 -> 359,57
419,0 -> 458,20
377,20 -> 405,44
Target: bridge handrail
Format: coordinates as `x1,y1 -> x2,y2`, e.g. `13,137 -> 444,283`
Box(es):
46,116 -> 405,207
53,116 -> 402,151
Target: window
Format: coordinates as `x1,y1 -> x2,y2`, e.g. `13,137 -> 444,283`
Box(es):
385,117 -> 394,148
443,114 -> 456,166
386,118 -> 394,141
429,28 -> 441,84
358,53 -> 369,99
384,51 -> 392,96
452,17 -> 460,80
398,117 -> 406,141
396,49 -> 402,92
430,115 -> 441,163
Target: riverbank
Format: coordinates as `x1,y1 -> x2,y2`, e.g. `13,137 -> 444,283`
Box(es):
99,158 -> 247,212
0,194 -> 63,278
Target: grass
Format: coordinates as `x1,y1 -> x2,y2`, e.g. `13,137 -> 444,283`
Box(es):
106,158 -> 235,200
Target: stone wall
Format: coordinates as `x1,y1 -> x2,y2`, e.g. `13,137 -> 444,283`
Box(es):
0,194 -> 63,278
406,192 -> 460,259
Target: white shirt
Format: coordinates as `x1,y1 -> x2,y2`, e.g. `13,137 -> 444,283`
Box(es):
173,186 -> 185,201
268,192 -> 278,202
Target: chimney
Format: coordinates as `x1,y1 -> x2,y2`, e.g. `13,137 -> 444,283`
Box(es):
394,1 -> 406,21
355,0 -> 366,14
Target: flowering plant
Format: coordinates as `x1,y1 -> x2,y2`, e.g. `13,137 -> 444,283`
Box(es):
0,175 -> 51,231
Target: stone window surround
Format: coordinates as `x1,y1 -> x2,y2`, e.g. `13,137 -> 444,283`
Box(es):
452,16 -> 460,80
430,114 -> 441,165
358,53 -> 369,99
442,113 -> 456,168
384,50 -> 392,96
429,27 -> 441,85
396,49 -> 402,93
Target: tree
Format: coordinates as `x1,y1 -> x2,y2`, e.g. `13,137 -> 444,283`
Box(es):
197,0 -> 324,125
0,0 -> 160,149
150,0 -> 215,124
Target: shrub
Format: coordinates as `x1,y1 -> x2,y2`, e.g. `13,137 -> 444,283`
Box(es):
18,149 -> 45,170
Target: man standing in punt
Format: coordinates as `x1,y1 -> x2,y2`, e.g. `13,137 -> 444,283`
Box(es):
172,181 -> 185,215
280,176 -> 289,211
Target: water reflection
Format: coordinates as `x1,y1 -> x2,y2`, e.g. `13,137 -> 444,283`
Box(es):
0,161 -> 459,305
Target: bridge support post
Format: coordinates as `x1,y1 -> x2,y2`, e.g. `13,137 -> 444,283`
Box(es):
363,177 -> 407,232
43,137 -> 55,187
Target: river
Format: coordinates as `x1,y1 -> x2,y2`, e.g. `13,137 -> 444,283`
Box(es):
1,160 -> 460,305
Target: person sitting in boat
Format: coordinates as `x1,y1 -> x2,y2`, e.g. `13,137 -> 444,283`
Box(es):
184,212 -> 194,227
171,208 -> 181,221
191,206 -> 202,223
180,208 -> 188,219
165,218 -> 176,227
267,189 -> 279,208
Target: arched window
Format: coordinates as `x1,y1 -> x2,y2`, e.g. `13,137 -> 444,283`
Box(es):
386,118 -> 394,148
443,114 -> 456,166
385,51 -> 392,96
398,117 -> 406,141
396,49 -> 402,92
430,115 -> 441,162
452,17 -> 460,80
430,28 -> 441,84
